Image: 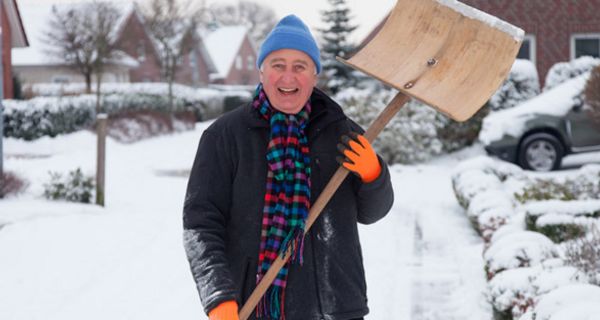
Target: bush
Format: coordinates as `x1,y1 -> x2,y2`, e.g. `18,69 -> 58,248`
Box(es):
43,168 -> 94,203
336,87 -> 446,164
488,59 -> 540,111
544,56 -> 600,91
0,171 -> 27,198
564,226 -> 600,285
105,110 -> 196,143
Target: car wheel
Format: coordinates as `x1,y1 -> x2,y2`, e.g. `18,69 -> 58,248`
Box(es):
518,133 -> 564,171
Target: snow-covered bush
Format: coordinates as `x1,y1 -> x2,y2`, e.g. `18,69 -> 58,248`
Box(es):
43,168 -> 94,203
487,260 -> 585,320
488,59 -> 540,111
106,110 -> 195,143
583,64 -> 600,126
467,189 -> 515,240
0,171 -> 28,198
521,284 -> 600,320
514,165 -> 600,203
484,231 -> 558,279
563,226 -> 600,285
544,56 -> 600,91
336,87 -> 446,164
524,200 -> 600,243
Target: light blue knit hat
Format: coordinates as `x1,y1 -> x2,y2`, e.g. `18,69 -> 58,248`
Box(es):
257,15 -> 321,74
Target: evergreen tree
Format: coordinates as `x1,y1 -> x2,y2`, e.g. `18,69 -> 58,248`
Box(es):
318,0 -> 358,94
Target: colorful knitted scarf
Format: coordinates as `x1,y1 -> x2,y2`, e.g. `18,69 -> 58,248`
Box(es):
253,85 -> 311,319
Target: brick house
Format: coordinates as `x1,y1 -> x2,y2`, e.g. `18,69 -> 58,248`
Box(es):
2,0 -> 28,99
204,26 -> 259,85
113,4 -> 217,87
360,0 -> 600,86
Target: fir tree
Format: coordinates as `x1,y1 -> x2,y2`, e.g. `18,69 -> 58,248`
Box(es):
318,0 -> 358,94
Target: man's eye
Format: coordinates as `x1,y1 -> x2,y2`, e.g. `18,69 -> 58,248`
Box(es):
272,64 -> 285,70
294,65 -> 306,72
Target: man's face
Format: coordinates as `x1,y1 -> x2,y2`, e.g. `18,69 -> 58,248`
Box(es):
260,49 -> 318,114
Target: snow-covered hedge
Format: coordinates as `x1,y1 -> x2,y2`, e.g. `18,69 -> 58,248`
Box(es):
544,56 -> 600,92
453,158 -> 600,319
488,59 -> 540,111
524,200 -> 600,243
518,284 -> 600,320
487,260 -> 585,320
3,83 -> 252,140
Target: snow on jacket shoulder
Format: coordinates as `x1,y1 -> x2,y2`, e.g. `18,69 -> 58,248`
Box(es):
183,88 -> 394,320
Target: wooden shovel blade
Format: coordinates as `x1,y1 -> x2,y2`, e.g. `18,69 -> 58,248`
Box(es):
339,0 -> 524,122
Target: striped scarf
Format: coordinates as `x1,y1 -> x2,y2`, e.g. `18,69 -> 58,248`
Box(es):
253,84 -> 311,319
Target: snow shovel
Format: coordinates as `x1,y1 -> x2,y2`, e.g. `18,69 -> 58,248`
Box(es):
239,0 -> 523,318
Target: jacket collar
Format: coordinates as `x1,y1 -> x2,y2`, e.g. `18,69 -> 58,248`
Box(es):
244,87 -> 347,132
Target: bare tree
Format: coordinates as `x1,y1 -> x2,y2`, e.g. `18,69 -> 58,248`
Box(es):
208,1 -> 276,46
43,1 -> 122,113
142,0 -> 203,110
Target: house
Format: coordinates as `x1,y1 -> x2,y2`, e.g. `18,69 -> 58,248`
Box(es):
2,0 -> 29,99
12,1 -> 143,87
204,26 -> 259,85
12,1 -> 139,87
359,0 -> 600,86
112,3 -> 217,87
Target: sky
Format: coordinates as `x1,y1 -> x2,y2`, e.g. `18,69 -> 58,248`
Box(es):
205,0 -> 397,44
16,0 -> 397,44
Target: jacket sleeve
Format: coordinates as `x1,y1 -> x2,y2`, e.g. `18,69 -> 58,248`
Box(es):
183,129 -> 238,314
352,155 -> 394,224
345,119 -> 394,225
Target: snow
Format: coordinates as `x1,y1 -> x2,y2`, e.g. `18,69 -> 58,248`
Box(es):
527,284 -> 600,320
484,231 -> 558,277
479,73 -> 588,144
435,0 -> 524,41
0,119 -> 497,320
203,26 -> 249,79
3,113 -> 600,319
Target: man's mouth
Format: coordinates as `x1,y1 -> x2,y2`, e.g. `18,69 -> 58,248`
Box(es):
278,87 -> 299,95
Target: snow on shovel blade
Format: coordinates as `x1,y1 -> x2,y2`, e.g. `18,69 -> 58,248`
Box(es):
339,0 -> 524,122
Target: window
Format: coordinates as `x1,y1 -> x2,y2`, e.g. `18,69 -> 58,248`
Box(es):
137,41 -> 146,62
189,51 -> 197,68
571,33 -> 600,59
517,34 -> 536,65
247,55 -> 254,70
51,75 -> 70,84
235,56 -> 242,70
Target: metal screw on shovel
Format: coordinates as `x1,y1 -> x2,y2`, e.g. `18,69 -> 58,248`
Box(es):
239,0 -> 524,318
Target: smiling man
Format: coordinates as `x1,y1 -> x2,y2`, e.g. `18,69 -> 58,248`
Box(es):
183,15 -> 394,320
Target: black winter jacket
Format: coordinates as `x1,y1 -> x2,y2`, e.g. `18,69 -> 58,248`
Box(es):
183,88 -> 394,320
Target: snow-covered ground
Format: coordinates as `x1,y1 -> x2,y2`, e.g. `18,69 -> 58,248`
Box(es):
1,122 -> 598,319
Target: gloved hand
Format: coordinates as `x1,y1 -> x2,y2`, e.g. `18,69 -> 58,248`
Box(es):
337,132 -> 381,183
208,300 -> 239,320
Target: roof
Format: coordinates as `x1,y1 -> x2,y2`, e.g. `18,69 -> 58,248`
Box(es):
5,0 -> 29,47
203,26 -> 249,78
12,0 -> 137,67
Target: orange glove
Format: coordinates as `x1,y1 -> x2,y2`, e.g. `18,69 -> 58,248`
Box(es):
337,133 -> 381,183
208,300 -> 239,320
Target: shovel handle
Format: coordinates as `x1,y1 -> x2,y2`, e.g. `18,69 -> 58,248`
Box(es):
239,91 -> 410,320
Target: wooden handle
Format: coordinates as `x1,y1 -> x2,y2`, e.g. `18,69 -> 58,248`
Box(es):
239,91 -> 410,320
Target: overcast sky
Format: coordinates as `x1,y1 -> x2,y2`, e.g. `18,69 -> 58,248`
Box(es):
17,0 -> 398,44
204,0 -> 397,44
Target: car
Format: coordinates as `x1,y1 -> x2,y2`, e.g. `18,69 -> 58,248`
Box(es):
480,74 -> 600,171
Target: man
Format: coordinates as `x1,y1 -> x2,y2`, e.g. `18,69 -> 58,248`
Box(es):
183,15 -> 393,320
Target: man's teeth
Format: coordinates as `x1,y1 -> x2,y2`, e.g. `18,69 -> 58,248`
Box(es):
279,88 -> 298,93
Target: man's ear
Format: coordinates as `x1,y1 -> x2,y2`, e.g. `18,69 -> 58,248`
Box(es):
259,70 -> 264,83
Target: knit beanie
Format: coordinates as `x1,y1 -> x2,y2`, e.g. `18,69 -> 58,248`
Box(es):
257,15 -> 321,74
